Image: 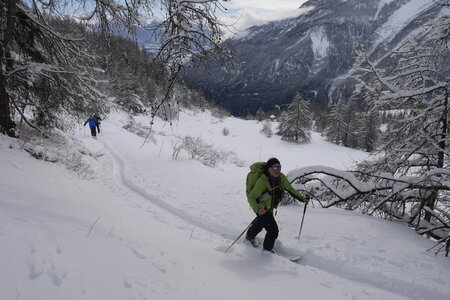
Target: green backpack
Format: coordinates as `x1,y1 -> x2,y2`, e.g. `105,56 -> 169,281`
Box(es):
246,162 -> 266,196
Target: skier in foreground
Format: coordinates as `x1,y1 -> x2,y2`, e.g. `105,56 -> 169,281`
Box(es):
246,157 -> 309,252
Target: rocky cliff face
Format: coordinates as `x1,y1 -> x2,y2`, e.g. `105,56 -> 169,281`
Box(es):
183,0 -> 442,116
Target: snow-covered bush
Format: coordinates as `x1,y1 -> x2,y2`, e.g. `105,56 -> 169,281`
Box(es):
172,136 -> 235,168
122,118 -> 156,144
261,120 -> 273,138
14,127 -> 98,179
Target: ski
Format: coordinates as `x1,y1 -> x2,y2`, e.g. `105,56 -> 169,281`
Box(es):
241,237 -> 303,263
288,256 -> 302,263
268,250 -> 302,263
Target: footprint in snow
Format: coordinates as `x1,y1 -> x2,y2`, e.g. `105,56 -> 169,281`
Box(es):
130,247 -> 146,260
29,263 -> 44,280
152,262 -> 167,274
123,277 -> 132,288
49,269 -> 68,287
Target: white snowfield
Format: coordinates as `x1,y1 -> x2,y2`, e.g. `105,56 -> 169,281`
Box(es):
1,110 -> 449,300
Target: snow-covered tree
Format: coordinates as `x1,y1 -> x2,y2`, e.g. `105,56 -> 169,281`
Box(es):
323,98 -> 346,145
324,96 -> 364,149
356,106 -> 380,152
341,97 -> 359,148
2,13 -> 106,133
255,107 -> 265,122
277,93 -> 312,143
311,106 -> 330,133
288,6 -> 449,256
0,0 -> 229,136
157,0 -> 229,66
348,8 -> 449,254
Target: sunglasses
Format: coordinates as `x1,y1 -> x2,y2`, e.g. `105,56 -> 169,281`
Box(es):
270,166 -> 281,170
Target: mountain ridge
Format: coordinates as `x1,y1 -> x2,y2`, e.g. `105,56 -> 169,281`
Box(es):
182,0 -> 442,116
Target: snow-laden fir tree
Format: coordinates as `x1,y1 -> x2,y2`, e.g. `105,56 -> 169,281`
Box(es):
323,98 -> 346,145
255,107 -> 265,122
356,105 -> 380,152
277,93 -> 312,143
311,106 -> 330,133
341,97 -> 360,148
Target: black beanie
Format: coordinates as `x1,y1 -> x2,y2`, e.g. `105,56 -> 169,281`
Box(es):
266,157 -> 281,169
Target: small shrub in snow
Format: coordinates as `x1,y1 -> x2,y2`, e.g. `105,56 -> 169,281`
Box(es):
123,119 -> 156,143
261,120 -> 273,138
211,107 -> 230,119
228,154 -> 245,168
16,127 -> 97,179
154,101 -> 179,122
172,136 -> 236,168
171,139 -> 183,160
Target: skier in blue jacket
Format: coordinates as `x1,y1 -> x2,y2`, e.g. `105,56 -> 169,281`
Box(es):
84,116 -> 100,137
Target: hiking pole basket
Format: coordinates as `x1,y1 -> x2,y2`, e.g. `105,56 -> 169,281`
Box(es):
297,201 -> 308,240
225,216 -> 258,253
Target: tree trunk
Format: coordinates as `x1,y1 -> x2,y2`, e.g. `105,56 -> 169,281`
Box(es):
0,68 -> 16,137
446,238 -> 449,257
424,191 -> 437,223
5,0 -> 18,48
437,87 -> 448,170
0,0 -> 18,137
424,88 -> 448,222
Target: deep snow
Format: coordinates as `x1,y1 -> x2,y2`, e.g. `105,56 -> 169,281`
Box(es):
1,109 -> 449,300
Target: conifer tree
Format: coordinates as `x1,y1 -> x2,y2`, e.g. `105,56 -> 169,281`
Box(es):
277,93 -> 312,143
342,97 -> 359,148
323,98 -> 346,145
255,107 -> 265,121
357,106 -> 380,152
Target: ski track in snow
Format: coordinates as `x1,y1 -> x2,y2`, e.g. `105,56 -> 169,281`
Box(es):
300,251 -> 449,300
101,138 -> 232,240
97,135 -> 448,300
100,135 -> 321,269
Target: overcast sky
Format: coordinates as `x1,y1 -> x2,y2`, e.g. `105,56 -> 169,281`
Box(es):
220,0 -> 310,36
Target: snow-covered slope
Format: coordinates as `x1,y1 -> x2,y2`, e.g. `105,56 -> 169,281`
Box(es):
372,0 -> 435,48
1,110 -> 449,299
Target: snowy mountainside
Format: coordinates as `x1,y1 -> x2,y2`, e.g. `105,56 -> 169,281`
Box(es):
184,0 -> 443,115
1,109 -> 450,299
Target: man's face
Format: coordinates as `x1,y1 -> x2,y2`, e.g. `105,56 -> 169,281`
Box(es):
268,164 -> 281,178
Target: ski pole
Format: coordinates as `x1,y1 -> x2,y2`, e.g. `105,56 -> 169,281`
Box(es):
297,201 -> 308,240
225,216 -> 258,253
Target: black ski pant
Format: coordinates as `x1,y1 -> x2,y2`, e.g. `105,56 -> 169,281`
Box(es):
90,127 -> 97,137
246,211 -> 279,251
